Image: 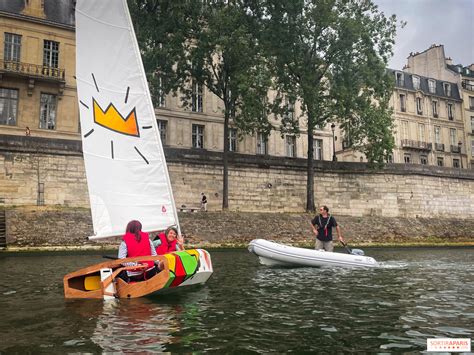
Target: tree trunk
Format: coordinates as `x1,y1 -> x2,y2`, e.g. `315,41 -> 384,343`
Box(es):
222,105 -> 230,210
306,115 -> 315,212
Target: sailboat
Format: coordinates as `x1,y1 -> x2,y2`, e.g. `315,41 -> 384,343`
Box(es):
63,0 -> 213,299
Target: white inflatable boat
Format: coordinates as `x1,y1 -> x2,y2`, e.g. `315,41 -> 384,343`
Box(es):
248,239 -> 378,268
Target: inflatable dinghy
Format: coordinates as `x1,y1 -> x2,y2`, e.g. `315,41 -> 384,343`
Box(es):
248,239 -> 378,268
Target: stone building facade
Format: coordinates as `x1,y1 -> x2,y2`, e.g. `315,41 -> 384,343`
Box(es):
402,45 -> 473,168
0,0 -> 79,141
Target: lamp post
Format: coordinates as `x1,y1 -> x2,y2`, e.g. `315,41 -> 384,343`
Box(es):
331,123 -> 337,162
458,141 -> 463,169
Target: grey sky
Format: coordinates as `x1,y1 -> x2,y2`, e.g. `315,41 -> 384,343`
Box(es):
373,0 -> 474,70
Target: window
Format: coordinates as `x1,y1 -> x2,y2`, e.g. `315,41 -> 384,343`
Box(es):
404,153 -> 411,164
412,76 -> 420,90
0,88 -> 19,126
156,77 -> 166,108
449,128 -> 457,146
434,126 -> 441,144
191,81 -> 203,112
416,97 -> 423,115
256,132 -> 267,155
39,93 -> 57,130
432,100 -> 438,117
447,103 -> 454,120
469,96 -> 474,110
284,96 -> 295,121
386,154 -> 393,163
428,79 -> 436,94
401,120 -> 408,140
313,139 -> 323,160
420,155 -> 428,165
399,94 -> 406,112
192,124 -> 204,148
157,120 -> 167,145
471,116 -> 474,134
453,159 -> 460,168
43,40 -> 59,68
229,128 -> 237,152
285,135 -> 296,157
443,83 -> 451,97
471,139 -> 474,157
437,157 -> 444,167
395,72 -> 404,86
4,33 -> 21,62
418,123 -> 425,142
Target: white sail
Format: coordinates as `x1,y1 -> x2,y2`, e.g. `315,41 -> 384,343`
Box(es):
75,0 -> 179,239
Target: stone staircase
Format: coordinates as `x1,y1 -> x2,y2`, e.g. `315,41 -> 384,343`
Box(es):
0,209 -> 6,248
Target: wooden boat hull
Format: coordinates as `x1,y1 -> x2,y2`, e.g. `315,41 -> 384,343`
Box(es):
64,249 -> 213,299
248,239 -> 378,268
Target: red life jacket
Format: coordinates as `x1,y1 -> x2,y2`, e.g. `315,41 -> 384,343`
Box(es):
155,232 -> 178,255
123,231 -> 154,269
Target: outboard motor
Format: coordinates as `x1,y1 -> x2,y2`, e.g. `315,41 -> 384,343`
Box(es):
351,249 -> 365,256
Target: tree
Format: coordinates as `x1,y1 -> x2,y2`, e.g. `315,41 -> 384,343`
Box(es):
261,0 -> 397,212
130,0 -> 272,210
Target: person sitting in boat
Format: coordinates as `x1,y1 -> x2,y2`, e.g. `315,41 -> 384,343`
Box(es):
310,205 -> 344,252
153,226 -> 185,255
118,220 -> 164,282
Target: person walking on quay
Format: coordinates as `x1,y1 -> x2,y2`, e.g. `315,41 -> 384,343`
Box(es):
201,192 -> 208,212
310,205 -> 344,252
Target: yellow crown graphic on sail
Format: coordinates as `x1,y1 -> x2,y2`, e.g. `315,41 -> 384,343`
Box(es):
93,98 -> 139,137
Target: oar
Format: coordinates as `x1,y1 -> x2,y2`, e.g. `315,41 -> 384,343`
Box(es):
340,241 -> 365,256
340,240 -> 352,254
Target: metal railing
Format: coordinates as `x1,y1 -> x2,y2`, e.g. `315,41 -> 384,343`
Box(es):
434,143 -> 445,152
1,59 -> 65,80
451,145 -> 462,153
401,139 -> 432,151
462,80 -> 474,91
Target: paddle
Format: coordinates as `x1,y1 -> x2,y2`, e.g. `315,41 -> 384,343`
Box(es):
340,241 -> 365,256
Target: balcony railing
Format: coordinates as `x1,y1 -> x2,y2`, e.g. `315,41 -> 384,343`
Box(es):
434,143 -> 445,152
451,145 -> 462,153
462,80 -> 474,91
401,139 -> 432,151
1,59 -> 65,81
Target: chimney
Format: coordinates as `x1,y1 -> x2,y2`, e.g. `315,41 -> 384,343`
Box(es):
445,57 -> 453,65
21,0 -> 46,19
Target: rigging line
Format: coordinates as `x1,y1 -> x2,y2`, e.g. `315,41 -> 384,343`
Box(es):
111,140 -> 114,159
142,126 -> 152,129
80,100 -> 89,109
134,146 -> 149,164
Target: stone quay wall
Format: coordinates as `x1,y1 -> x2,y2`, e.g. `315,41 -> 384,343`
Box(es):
5,208 -> 474,248
1,135 -> 474,247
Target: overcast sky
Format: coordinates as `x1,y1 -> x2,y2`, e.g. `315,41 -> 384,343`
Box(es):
373,0 -> 474,70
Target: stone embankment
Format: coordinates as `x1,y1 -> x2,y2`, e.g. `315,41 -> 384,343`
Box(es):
3,207 -> 474,250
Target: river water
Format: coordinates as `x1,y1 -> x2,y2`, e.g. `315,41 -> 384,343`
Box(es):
0,247 -> 473,353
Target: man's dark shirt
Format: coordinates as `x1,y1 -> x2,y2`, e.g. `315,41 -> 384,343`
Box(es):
311,214 -> 338,242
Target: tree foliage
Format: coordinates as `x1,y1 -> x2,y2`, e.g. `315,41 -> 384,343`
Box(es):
261,0 -> 397,211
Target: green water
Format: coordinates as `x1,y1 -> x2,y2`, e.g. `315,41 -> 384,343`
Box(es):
0,247 -> 473,353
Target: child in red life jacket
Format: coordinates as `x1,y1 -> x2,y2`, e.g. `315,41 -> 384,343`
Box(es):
153,226 -> 185,255
118,220 -> 164,282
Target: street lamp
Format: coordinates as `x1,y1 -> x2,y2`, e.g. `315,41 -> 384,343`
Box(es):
458,141 -> 463,169
331,123 -> 337,162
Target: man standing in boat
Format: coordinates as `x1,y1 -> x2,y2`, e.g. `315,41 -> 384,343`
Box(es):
310,205 -> 344,252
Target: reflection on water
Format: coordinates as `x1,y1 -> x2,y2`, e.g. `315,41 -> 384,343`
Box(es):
0,248 -> 473,352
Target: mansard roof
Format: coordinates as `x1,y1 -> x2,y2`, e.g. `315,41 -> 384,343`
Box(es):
447,64 -> 474,78
388,69 -> 461,101
0,0 -> 75,27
